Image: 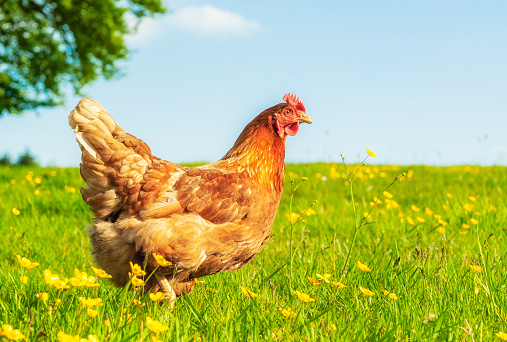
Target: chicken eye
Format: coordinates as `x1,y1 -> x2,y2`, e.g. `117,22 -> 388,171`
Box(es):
284,109 -> 291,115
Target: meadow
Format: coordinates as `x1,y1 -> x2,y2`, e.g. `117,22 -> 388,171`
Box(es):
1,159 -> 506,341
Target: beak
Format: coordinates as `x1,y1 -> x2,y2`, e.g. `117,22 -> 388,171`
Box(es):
298,113 -> 312,124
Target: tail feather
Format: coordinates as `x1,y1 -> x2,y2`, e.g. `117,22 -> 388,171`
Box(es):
69,97 -> 152,219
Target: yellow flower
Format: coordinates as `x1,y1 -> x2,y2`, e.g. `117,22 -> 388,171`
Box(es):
57,331 -> 81,342
398,212 -> 404,218
53,281 -> 71,290
462,223 -> 470,229
69,269 -> 99,288
279,307 -> 296,318
153,253 -> 172,267
383,191 -> 393,199
406,217 -> 416,226
43,269 -> 70,289
330,324 -> 337,331
496,332 -> 507,341
78,297 -> 103,308
1,325 -> 26,340
133,299 -> 145,306
464,203 -> 474,212
468,196 -> 477,202
87,308 -> 99,318
488,205 -> 497,211
331,281 -> 347,289
470,218 -> 478,225
34,189 -> 40,196
446,193 -> 453,198
359,286 -> 375,297
64,185 -> 76,193
43,269 -> 59,284
388,293 -> 398,300
434,214 -> 441,220
425,208 -> 433,216
442,204 -> 449,210
12,208 -> 20,216
152,336 -> 164,342
296,290 -> 315,302
104,319 -> 111,328
84,335 -> 99,342
91,266 -> 112,279
459,230 -> 468,235
437,227 -> 446,234
16,255 -> 39,269
285,212 -> 304,224
316,273 -> 331,283
19,275 -> 28,284
301,177 -> 308,181
411,205 -> 420,212
366,148 -> 376,157
469,264 -> 482,273
388,200 -> 400,209
240,286 -> 258,298
308,277 -> 320,286
37,292 -> 49,302
129,262 -> 146,276
355,261 -> 372,272
186,278 -> 202,286
146,317 -> 169,333
438,219 -> 447,226
130,275 -> 146,287
55,299 -> 61,305
384,291 -> 398,300
149,292 -> 165,302
34,177 -> 42,184
417,217 -> 425,223
304,208 -> 317,216
69,277 -> 84,287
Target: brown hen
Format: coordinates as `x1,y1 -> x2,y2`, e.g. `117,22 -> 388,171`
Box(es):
69,93 -> 311,303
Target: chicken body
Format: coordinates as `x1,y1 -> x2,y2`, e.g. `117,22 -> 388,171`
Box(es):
69,94 -> 311,299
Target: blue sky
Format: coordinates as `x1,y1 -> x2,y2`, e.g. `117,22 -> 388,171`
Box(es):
1,0 -> 506,166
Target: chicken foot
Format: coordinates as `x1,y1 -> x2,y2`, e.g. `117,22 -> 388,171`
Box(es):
155,273 -> 177,307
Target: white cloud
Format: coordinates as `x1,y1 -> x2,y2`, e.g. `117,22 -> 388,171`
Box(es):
126,5 -> 261,44
169,5 -> 261,36
126,15 -> 164,44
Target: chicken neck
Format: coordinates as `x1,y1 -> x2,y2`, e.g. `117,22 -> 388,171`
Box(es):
221,121 -> 286,194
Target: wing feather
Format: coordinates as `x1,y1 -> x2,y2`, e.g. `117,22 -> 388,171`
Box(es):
173,168 -> 255,224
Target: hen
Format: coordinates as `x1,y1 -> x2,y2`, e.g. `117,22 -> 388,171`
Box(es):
69,93 -> 311,303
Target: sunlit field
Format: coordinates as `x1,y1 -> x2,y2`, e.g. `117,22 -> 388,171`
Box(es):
1,161 -> 506,341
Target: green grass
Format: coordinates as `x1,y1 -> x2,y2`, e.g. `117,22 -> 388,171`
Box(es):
1,162 -> 506,341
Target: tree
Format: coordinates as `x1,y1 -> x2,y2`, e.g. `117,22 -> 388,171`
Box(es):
16,149 -> 38,166
0,153 -> 12,166
0,0 -> 165,116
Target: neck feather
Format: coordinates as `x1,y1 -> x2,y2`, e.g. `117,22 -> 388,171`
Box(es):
221,114 -> 286,193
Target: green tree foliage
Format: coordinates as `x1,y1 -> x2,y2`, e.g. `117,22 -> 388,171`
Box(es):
0,150 -> 39,166
0,0 -> 165,116
0,154 -> 12,166
16,149 -> 38,166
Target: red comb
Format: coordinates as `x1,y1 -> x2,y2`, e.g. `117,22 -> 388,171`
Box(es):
283,93 -> 306,112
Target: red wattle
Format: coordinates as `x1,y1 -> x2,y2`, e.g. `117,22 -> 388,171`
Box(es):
285,122 -> 299,136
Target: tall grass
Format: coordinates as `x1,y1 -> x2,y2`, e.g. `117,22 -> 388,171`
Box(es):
0,162 -> 506,341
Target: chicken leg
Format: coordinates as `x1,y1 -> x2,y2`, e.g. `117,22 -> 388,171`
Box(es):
155,273 -> 176,307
